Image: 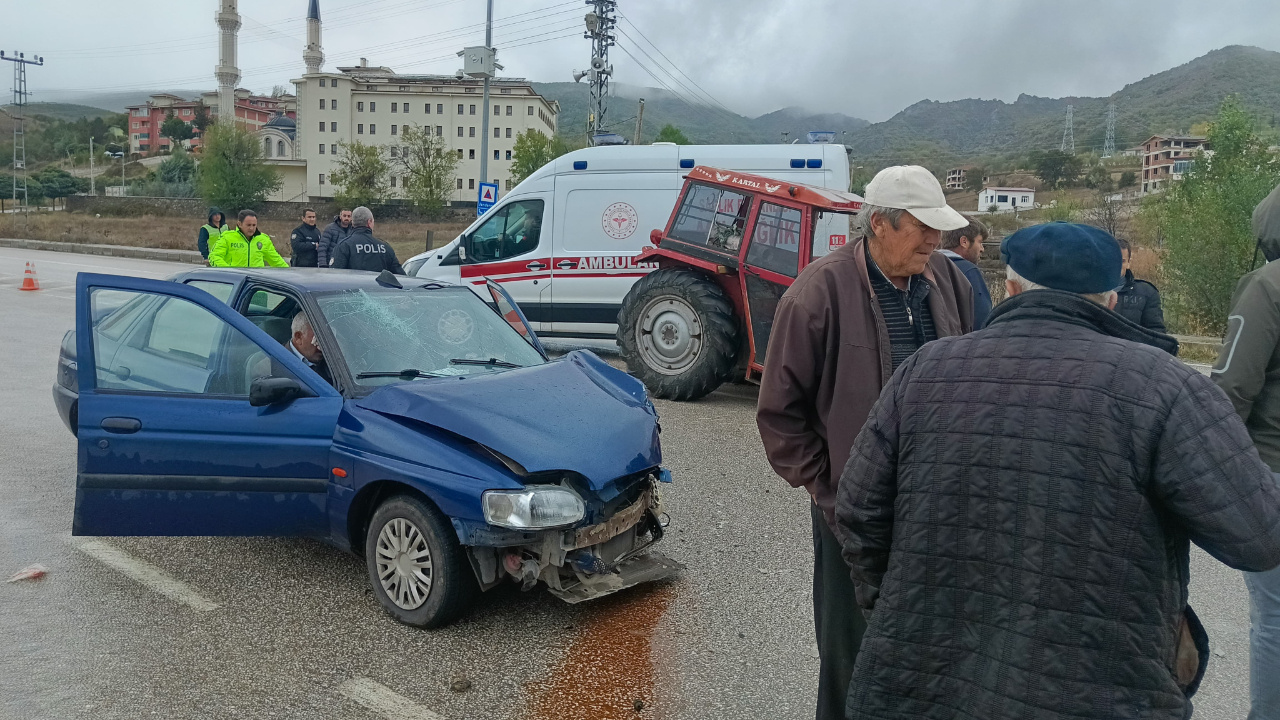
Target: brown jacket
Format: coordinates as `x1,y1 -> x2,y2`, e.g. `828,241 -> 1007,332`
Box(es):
756,239 -> 973,525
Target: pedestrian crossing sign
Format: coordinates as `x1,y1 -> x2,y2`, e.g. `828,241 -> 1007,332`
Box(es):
478,182 -> 499,217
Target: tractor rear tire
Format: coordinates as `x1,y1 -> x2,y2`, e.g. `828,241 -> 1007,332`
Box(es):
617,269 -> 739,401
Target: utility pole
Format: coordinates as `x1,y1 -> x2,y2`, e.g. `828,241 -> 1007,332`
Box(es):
573,0 -> 616,144
2,50 -> 43,226
633,98 -> 645,145
460,1 -> 500,199
1060,104 -> 1075,154
89,137 -> 94,195
1102,102 -> 1117,158
480,0 -> 493,191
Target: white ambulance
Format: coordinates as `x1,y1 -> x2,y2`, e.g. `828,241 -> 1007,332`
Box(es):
406,143 -> 852,338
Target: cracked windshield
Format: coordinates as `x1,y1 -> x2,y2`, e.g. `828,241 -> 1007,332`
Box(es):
316,288 -> 544,386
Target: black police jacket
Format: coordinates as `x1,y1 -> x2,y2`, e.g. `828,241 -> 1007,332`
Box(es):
290,223 -> 323,267
330,227 -> 405,274
1115,269 -> 1167,333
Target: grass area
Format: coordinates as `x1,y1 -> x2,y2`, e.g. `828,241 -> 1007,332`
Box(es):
0,211 -> 469,263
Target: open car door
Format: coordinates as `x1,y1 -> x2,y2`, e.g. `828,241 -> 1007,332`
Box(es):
73,273 -> 344,537
485,278 -> 547,359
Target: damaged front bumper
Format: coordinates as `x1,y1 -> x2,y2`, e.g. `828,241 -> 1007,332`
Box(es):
466,476 -> 684,603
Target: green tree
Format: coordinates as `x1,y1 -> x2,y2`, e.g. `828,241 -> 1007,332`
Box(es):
510,129 -> 570,186
655,124 -> 691,145
191,103 -> 212,133
1029,150 -> 1084,188
963,167 -> 986,194
330,140 -> 389,207
1145,97 -> 1280,333
397,125 -> 460,218
1084,164 -> 1114,191
1118,170 -> 1137,189
160,111 -> 194,151
157,149 -> 196,184
196,122 -> 282,210
32,166 -> 86,203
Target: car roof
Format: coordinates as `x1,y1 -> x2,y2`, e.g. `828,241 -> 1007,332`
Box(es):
174,267 -> 459,293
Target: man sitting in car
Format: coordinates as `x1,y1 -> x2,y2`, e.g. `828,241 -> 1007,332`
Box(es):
256,312 -> 333,387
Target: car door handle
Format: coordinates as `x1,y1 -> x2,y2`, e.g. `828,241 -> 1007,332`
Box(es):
111,365 -> 131,381
526,262 -> 547,271
556,260 -> 577,269
101,417 -> 142,434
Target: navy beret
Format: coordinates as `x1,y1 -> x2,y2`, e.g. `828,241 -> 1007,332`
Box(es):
1000,222 -> 1123,294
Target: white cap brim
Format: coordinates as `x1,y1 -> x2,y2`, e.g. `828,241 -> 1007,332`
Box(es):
909,205 -> 969,232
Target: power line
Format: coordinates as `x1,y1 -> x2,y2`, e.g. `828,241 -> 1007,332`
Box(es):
616,14 -> 735,117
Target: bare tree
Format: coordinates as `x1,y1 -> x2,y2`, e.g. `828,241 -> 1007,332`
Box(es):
1080,192 -> 1127,238
398,125 -> 460,218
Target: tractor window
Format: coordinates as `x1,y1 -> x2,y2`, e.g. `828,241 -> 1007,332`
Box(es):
669,184 -> 751,254
745,202 -> 802,278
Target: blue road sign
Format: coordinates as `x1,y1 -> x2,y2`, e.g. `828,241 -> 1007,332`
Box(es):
477,182 -> 498,217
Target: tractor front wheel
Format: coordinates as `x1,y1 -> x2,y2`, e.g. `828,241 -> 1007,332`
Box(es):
617,269 -> 739,401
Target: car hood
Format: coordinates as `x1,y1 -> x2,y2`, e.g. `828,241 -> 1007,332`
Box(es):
355,350 -> 660,490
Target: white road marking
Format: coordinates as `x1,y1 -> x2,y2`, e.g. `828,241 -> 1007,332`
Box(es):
338,678 -> 445,720
75,539 -> 219,612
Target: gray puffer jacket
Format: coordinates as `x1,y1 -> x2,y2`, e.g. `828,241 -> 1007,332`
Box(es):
836,289 -> 1280,720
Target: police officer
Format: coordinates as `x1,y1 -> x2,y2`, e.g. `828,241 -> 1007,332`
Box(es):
330,206 -> 405,274
1114,236 -> 1167,333
290,208 -> 323,267
209,209 -> 289,268
197,207 -> 227,263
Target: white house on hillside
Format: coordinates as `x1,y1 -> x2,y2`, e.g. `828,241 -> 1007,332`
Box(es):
979,187 -> 1035,212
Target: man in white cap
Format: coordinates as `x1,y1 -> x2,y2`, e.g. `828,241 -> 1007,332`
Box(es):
757,165 -> 973,720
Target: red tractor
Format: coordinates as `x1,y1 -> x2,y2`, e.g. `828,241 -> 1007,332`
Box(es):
617,166 -> 864,400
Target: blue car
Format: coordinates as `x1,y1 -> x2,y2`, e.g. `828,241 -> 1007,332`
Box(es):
54,268 -> 680,628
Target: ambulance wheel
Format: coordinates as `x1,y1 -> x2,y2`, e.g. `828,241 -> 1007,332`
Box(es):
365,494 -> 474,629
618,269 -> 739,401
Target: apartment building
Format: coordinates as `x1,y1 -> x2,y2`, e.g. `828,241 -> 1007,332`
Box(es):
126,90 -> 298,156
1141,134 -> 1208,196
125,94 -> 203,156
293,59 -> 559,203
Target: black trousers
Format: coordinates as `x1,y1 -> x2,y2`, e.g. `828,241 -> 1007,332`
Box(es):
812,501 -> 868,720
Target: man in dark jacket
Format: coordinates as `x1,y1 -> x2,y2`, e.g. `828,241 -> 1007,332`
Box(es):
939,218 -> 992,328
1115,236 -> 1167,332
758,165 -> 973,720
318,208 -> 353,268
1212,183 -> 1280,720
836,222 -> 1280,720
330,206 -> 404,274
289,208 -> 322,267
197,207 -> 227,262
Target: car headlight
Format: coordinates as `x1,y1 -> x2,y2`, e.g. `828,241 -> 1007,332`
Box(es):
482,485 -> 585,530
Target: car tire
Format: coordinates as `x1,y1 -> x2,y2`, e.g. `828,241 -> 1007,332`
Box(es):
617,268 -> 739,401
364,494 -> 475,629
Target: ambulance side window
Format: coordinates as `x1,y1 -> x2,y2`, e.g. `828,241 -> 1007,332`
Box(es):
465,200 -> 545,263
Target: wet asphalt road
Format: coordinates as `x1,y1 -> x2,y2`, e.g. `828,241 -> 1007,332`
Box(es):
0,248 -> 1256,720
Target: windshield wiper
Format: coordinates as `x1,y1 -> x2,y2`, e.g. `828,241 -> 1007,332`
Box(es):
449,357 -> 522,369
356,369 -> 444,380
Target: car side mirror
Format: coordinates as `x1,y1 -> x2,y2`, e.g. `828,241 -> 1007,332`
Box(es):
250,376 -> 304,407
458,240 -> 468,262
440,244 -> 463,266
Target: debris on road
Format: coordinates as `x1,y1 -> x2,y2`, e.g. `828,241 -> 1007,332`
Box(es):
449,676 -> 472,693
7,564 -> 48,582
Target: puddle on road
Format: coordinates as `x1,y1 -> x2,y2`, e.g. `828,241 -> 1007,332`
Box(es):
525,583 -> 677,720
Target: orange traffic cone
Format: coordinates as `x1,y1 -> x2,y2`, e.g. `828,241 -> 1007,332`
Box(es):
19,262 -> 40,291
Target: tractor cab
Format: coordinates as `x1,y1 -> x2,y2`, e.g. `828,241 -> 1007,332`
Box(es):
617,166 -> 864,400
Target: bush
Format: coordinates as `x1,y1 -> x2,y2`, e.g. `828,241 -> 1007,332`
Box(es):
330,140 -> 389,208
1143,97 -> 1280,334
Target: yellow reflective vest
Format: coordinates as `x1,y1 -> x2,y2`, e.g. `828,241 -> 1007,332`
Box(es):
209,228 -> 289,268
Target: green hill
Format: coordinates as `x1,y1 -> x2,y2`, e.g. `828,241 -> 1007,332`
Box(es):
531,82 -> 868,145
2,102 -> 118,122
843,45 -> 1280,167
540,46 -> 1280,170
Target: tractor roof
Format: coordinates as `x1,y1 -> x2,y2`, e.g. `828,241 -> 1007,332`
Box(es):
686,166 -> 864,212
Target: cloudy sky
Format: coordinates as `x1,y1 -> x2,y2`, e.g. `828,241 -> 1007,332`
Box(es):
13,0 -> 1280,122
